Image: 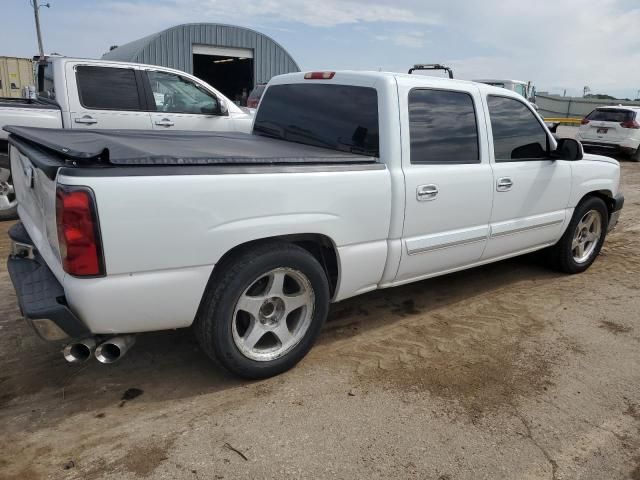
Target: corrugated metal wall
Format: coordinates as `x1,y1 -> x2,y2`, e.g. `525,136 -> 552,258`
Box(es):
103,23 -> 300,85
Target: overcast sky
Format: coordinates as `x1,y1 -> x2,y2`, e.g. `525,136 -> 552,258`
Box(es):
3,0 -> 640,98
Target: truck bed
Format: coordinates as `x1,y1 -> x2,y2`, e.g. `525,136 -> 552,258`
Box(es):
0,98 -> 60,109
5,126 -> 379,176
0,102 -> 62,162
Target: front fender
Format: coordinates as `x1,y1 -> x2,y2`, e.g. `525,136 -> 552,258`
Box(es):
569,156 -> 620,208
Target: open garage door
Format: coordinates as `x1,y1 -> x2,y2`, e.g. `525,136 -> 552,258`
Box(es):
192,45 -> 254,106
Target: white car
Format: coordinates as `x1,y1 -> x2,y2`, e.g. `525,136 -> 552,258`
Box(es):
0,56 -> 254,220
576,106 -> 640,161
6,71 -> 624,379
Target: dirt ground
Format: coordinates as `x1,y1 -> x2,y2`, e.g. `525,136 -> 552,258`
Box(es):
1,148 -> 640,479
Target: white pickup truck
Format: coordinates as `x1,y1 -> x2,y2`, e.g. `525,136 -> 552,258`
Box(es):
0,56 -> 253,220
6,71 -> 624,379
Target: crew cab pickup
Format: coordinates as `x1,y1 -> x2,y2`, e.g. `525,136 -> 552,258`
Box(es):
6,71 -> 624,379
0,56 -> 253,220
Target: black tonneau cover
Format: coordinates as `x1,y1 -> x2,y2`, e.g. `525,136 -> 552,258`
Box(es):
4,126 -> 378,166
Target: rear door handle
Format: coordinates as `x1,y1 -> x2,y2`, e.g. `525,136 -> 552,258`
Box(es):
417,184 -> 439,201
496,177 -> 513,192
74,115 -> 97,125
155,118 -> 175,127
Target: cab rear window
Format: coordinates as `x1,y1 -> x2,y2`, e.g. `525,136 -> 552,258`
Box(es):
37,61 -> 55,100
586,109 -> 636,123
253,84 -> 379,157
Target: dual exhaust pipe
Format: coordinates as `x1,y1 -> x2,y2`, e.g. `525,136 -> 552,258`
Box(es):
63,335 -> 136,364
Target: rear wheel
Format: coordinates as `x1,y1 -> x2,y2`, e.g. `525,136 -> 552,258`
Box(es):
547,196 -> 608,274
195,242 -> 330,379
0,166 -> 18,221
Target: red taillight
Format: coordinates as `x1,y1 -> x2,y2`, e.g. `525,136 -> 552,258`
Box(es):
56,186 -> 104,277
304,71 -> 335,80
581,118 -> 590,125
247,98 -> 259,108
620,120 -> 640,129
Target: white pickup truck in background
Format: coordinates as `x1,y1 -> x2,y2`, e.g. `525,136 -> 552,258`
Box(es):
6,71 -> 623,379
0,56 -> 253,220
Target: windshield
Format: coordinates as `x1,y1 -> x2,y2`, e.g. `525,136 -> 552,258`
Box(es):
253,83 -> 380,157
586,108 -> 636,123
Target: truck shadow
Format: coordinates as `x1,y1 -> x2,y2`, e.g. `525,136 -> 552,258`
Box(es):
0,247 -> 561,427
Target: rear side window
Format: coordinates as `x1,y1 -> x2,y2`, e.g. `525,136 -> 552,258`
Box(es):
409,88 -> 479,164
254,84 -> 379,157
586,108 -> 635,123
76,66 -> 141,111
37,62 -> 55,100
488,96 -> 548,161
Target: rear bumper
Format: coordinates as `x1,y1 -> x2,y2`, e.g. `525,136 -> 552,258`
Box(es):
7,222 -> 89,341
580,141 -> 638,156
608,194 -> 624,232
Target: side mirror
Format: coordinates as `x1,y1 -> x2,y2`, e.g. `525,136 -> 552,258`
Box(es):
201,101 -> 221,115
554,138 -> 583,161
201,99 -> 229,116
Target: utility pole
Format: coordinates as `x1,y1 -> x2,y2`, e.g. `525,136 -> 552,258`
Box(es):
30,0 -> 50,60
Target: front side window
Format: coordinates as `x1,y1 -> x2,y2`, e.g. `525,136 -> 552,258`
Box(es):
147,71 -> 220,114
488,95 -> 548,161
409,88 -> 479,164
254,84 -> 379,157
76,66 -> 141,110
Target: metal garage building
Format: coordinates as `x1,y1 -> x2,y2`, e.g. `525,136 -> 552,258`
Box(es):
102,23 -> 300,105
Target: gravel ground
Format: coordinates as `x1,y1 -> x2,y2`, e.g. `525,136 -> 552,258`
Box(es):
1,143 -> 639,479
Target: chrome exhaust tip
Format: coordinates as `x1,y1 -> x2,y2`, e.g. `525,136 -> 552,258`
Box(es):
63,337 -> 97,363
95,335 -> 136,364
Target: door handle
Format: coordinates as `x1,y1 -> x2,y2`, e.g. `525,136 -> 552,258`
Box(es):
416,184 -> 439,201
155,118 -> 175,127
74,115 -> 97,125
496,177 -> 513,192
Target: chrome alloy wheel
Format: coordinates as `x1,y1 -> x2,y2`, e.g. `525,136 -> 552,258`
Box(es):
0,167 -> 16,212
232,267 -> 315,362
572,209 -> 602,263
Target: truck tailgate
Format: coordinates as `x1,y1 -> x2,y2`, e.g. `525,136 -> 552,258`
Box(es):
9,139 -> 64,282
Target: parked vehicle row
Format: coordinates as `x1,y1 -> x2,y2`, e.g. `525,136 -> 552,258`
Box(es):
6,70 -> 623,378
0,56 -> 254,219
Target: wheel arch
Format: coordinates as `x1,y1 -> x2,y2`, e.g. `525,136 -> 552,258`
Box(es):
203,233 -> 340,301
580,189 -> 615,217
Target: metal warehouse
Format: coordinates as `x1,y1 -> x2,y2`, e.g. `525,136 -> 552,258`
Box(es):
102,23 -> 300,105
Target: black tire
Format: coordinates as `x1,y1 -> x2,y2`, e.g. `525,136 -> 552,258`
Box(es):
631,147 -> 640,162
0,165 -> 18,221
195,241 -> 330,379
547,196 -> 609,274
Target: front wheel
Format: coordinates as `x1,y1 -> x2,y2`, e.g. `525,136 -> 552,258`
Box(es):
547,196 -> 608,274
195,242 -> 330,379
0,166 -> 18,221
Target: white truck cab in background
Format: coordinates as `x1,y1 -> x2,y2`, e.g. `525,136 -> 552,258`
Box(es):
0,56 -> 253,219
474,78 -> 537,108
